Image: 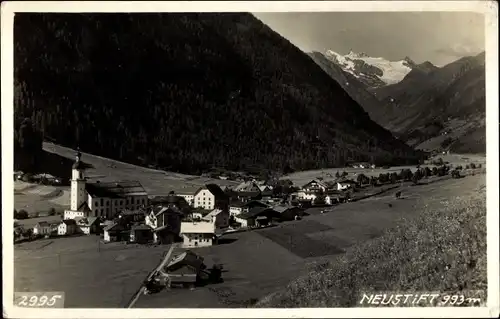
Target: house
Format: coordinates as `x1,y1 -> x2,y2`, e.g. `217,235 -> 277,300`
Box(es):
84,180 -> 148,219
234,207 -> 280,228
235,190 -> 262,203
258,185 -> 274,198
33,221 -> 53,236
336,179 -> 358,191
172,186 -> 200,206
193,184 -> 229,211
63,151 -> 149,220
165,250 -> 206,287
202,209 -> 229,229
149,195 -> 192,215
58,219 -> 77,236
229,200 -> 271,223
130,224 -> 154,244
229,201 -> 247,217
300,180 -> 328,193
295,190 -> 317,201
103,222 -> 128,242
234,180 -> 261,193
145,205 -> 184,244
118,209 -> 146,224
272,205 -> 306,221
180,221 -> 216,248
74,216 -> 100,235
324,190 -> 344,205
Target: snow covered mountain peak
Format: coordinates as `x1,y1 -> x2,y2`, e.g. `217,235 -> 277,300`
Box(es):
324,50 -> 414,89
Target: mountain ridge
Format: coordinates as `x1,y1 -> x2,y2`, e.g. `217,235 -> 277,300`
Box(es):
14,13 -> 423,175
309,49 -> 485,154
324,50 -> 416,89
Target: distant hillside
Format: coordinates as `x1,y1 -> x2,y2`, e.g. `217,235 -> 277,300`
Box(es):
372,52 -> 486,153
14,13 -> 423,175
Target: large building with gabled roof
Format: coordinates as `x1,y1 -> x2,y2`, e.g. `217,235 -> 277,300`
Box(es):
64,150 -> 148,220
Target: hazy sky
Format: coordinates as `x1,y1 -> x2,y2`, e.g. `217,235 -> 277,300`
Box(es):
253,12 -> 485,66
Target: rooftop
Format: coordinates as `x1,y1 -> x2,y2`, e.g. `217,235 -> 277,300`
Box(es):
202,184 -> 228,199
86,180 -> 147,198
272,205 -> 301,213
238,207 -> 279,220
202,209 -> 224,221
131,224 -> 152,231
180,221 -> 215,234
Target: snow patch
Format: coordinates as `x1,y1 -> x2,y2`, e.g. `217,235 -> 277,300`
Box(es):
324,50 -> 413,86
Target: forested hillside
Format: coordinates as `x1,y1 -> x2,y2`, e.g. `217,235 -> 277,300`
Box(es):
14,13 -> 423,175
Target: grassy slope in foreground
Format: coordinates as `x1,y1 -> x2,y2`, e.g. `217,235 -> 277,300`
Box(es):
257,189 -> 486,307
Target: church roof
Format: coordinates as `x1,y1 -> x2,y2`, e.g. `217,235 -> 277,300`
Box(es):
86,180 -> 147,198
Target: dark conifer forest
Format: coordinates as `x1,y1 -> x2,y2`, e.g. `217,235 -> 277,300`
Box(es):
14,13 -> 423,175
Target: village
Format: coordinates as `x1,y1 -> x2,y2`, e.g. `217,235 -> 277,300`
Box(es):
13,147 -> 484,304
14,149 -> 478,248
14,150 -> 369,246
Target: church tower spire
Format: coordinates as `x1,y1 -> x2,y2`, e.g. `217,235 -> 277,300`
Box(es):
71,148 -> 86,211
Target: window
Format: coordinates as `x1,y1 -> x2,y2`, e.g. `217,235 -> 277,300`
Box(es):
95,202 -> 99,207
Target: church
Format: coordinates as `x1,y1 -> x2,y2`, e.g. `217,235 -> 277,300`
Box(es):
63,150 -> 149,220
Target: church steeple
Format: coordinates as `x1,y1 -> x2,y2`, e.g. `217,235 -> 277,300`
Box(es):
70,147 -> 86,211
72,147 -> 85,170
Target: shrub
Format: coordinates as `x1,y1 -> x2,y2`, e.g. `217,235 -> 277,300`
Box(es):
470,163 -> 476,169
15,209 -> 29,219
49,208 -> 57,216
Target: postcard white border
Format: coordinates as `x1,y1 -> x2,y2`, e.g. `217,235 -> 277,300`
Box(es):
2,1 -> 499,318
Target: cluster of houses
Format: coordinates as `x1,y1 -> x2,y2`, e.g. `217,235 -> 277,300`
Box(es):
26,151 -> 361,247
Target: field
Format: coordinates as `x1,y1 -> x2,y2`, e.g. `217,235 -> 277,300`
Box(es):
42,142 -> 239,196
14,142 -> 240,220
14,180 -> 70,216
257,178 -> 487,307
282,153 -> 486,187
13,170 -> 486,308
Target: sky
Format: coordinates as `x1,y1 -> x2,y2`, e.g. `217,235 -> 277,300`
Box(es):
253,12 -> 485,66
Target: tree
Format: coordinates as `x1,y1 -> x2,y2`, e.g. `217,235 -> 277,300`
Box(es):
470,163 -> 476,169
390,172 -> 398,184
432,167 -> 438,175
23,228 -> 34,241
370,176 -> 377,187
15,209 -> 29,220
412,170 -> 422,185
314,192 -> 326,206
335,171 -> 340,178
424,167 -> 432,177
341,171 -> 348,177
357,173 -> 369,186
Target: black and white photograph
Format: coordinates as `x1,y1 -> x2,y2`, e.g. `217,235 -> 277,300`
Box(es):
2,1 -> 499,317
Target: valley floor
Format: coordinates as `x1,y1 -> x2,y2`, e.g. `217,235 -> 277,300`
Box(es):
14,173 -> 486,308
